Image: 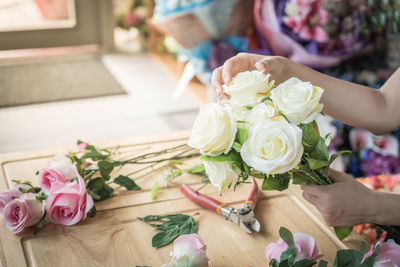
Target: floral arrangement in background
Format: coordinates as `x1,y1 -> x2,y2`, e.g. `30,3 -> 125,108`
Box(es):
188,70 -> 356,240
329,125 -> 400,178
114,0 -> 149,52
265,227 -> 400,267
0,141 -> 200,234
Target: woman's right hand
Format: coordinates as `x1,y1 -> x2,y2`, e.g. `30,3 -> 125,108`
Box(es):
211,53 -> 290,102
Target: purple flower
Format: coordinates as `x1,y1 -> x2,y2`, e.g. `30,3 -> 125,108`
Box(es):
360,150 -> 400,176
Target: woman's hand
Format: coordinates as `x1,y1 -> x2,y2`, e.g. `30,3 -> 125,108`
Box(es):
211,53 -> 289,102
301,169 -> 381,227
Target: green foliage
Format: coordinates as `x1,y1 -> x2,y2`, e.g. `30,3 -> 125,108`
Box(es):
138,214 -> 198,248
334,226 -> 353,241
87,206 -> 97,217
262,174 -> 290,191
232,141 -> 242,152
87,178 -> 113,202
200,151 -> 243,171
98,161 -> 114,181
236,128 -> 249,145
114,175 -> 141,191
300,121 -> 320,152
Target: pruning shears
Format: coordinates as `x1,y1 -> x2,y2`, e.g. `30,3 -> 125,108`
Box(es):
180,177 -> 261,233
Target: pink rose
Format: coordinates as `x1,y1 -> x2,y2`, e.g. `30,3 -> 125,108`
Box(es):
362,239 -> 400,267
45,174 -> 94,226
163,234 -> 209,267
39,154 -> 78,194
0,188 -> 22,214
3,193 -> 44,234
266,232 -> 322,263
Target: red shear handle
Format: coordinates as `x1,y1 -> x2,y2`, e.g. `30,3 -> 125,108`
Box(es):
180,184 -> 225,214
246,177 -> 260,207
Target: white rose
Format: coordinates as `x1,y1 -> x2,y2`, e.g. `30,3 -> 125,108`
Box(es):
202,160 -> 240,192
240,117 -> 303,174
240,101 -> 277,128
188,103 -> 236,156
270,77 -> 324,124
48,154 -> 76,180
223,70 -> 275,108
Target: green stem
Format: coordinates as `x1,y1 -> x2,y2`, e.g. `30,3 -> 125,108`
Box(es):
114,144 -> 189,166
195,183 -> 208,193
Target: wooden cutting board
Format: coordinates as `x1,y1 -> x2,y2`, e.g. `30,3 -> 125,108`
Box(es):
0,130 -> 362,267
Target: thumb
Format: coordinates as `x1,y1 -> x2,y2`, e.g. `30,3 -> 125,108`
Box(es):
328,168 -> 351,183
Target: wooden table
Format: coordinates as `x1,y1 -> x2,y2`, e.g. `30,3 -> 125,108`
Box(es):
0,131 -> 362,267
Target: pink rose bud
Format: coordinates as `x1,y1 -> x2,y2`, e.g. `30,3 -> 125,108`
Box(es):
362,239 -> 400,266
39,154 -> 78,194
3,193 -> 44,234
0,188 -> 22,214
45,174 -> 94,226
163,234 -> 209,267
77,142 -> 88,151
266,232 -> 322,263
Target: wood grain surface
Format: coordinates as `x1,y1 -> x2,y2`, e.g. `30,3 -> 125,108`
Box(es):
0,131 -> 362,267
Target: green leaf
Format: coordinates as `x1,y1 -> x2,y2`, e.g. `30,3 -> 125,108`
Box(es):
279,227 -> 294,247
81,151 -> 108,161
200,150 -> 242,168
300,121 -> 320,152
245,105 -> 253,110
291,171 -> 311,186
294,259 -> 317,267
98,161 -> 113,180
232,141 -> 242,152
185,165 -> 205,174
36,190 -> 48,201
317,260 -> 328,267
279,227 -> 296,265
96,184 -> 114,202
329,150 -> 352,164
87,177 -> 105,193
309,137 -> 329,162
259,96 -> 271,103
305,157 -> 330,170
114,175 -> 140,191
88,191 -> 101,201
334,226 -> 353,241
262,174 -> 290,191
236,128 -> 248,145
87,206 -> 97,217
201,176 -> 209,183
138,213 -> 198,248
333,249 -> 364,267
152,228 -> 180,248
243,162 -> 251,176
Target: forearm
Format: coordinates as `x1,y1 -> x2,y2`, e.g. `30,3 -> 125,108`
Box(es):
285,59 -> 396,135
372,191 -> 400,226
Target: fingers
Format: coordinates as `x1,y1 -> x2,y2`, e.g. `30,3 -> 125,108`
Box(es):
300,184 -> 327,195
302,192 -> 319,205
211,66 -> 224,91
328,168 -> 352,183
221,57 -> 240,85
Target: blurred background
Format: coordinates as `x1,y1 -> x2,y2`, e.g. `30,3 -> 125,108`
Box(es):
1,0 -> 400,202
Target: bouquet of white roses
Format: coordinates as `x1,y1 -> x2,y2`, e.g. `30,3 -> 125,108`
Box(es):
188,70 -> 352,240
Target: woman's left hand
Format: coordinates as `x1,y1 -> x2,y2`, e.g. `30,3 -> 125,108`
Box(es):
301,169 -> 380,227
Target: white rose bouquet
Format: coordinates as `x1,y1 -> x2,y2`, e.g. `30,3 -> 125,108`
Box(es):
188,70 -> 352,240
